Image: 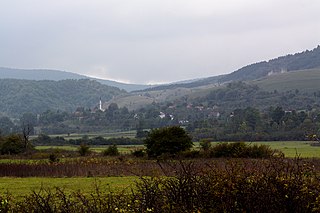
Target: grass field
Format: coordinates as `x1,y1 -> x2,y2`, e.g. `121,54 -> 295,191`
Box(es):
35,141 -> 320,158
0,176 -> 137,199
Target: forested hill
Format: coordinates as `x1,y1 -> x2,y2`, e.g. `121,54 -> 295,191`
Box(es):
0,67 -> 86,81
220,45 -> 320,82
0,79 -> 126,116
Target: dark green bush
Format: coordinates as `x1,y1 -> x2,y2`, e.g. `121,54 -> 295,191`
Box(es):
102,145 -> 120,156
48,153 -> 59,163
179,150 -> 201,158
0,134 -> 32,155
78,144 -> 90,156
209,142 -> 277,158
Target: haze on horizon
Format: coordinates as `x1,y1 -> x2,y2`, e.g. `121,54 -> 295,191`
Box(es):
0,0 -> 319,84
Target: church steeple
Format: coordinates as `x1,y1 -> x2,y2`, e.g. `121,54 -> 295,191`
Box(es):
99,97 -> 102,111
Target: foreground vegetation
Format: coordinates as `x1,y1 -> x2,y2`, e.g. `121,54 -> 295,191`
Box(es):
0,157 -> 320,212
0,125 -> 320,212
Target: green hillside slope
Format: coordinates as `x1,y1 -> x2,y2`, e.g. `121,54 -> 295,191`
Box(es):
252,69 -> 320,93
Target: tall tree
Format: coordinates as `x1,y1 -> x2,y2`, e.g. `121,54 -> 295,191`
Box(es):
144,126 -> 193,157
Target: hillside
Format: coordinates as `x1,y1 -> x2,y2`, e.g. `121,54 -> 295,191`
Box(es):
219,45 -> 320,83
252,68 -> 320,93
0,67 -> 151,92
108,68 -> 320,112
0,79 -> 126,117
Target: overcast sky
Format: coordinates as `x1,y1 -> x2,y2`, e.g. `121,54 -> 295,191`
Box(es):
0,0 -> 319,84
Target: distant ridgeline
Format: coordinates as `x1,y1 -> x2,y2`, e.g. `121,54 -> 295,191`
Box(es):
0,67 -> 152,92
141,45 -> 320,91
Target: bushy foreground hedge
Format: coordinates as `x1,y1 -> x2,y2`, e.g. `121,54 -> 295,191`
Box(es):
1,157 -> 320,212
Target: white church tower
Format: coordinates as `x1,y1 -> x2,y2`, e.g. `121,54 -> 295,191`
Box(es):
99,97 -> 103,111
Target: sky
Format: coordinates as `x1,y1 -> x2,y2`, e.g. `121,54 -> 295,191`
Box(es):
0,0 -> 319,84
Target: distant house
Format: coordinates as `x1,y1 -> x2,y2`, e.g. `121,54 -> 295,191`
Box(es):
159,112 -> 166,119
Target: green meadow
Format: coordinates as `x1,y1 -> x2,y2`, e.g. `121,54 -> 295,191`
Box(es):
0,176 -> 137,199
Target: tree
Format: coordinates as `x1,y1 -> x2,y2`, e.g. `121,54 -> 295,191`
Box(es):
0,134 -> 26,154
22,124 -> 32,150
78,144 -> 90,156
144,126 -> 193,158
272,106 -> 285,125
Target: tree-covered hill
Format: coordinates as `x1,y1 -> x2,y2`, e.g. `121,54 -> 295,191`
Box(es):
0,79 -> 126,117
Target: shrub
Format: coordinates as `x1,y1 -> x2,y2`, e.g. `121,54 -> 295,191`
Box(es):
179,150 -> 201,158
199,139 -> 211,152
209,142 -> 277,158
103,145 -> 120,156
131,149 -> 145,158
131,158 -> 320,212
48,153 -> 59,163
78,144 -> 90,156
